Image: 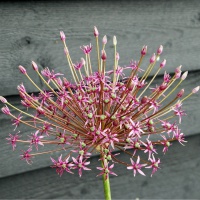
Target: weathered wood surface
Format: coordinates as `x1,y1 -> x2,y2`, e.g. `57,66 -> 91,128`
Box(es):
0,69 -> 199,178
0,134 -> 200,199
0,0 -> 200,96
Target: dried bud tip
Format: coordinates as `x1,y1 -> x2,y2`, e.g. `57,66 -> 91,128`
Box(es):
18,65 -> 27,74
160,59 -> 166,68
101,50 -> 107,60
94,26 -> 99,37
181,71 -> 188,80
150,53 -> 156,63
113,36 -> 117,45
177,89 -> 184,98
0,96 -> 7,103
60,31 -> 66,41
192,86 -> 200,94
141,45 -> 147,55
32,61 -> 38,71
64,47 -> 69,55
157,45 -> 163,55
102,35 -> 107,45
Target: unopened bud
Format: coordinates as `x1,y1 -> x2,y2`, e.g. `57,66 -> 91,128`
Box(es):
113,36 -> 117,45
32,61 -> 38,71
175,71 -> 181,79
141,45 -> 147,55
128,81 -> 134,91
160,59 -> 166,68
141,96 -> 148,104
0,96 -> 7,103
159,83 -> 167,91
60,31 -> 66,41
192,86 -> 200,94
17,83 -> 26,93
181,71 -> 188,80
177,89 -> 184,98
175,65 -> 182,73
1,106 -> 10,115
113,119 -> 119,126
94,26 -> 99,37
150,53 -> 156,63
18,65 -> 27,74
101,50 -> 107,60
157,45 -> 163,55
102,35 -> 107,45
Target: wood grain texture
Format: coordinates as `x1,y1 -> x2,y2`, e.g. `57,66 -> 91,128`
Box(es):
0,69 -> 199,178
0,134 -> 200,199
0,0 -> 200,96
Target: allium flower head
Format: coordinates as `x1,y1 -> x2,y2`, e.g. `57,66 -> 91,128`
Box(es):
0,27 -> 199,178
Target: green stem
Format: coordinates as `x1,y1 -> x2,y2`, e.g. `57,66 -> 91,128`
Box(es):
101,158 -> 112,200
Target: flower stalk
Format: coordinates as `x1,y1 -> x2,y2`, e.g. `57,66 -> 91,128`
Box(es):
101,157 -> 112,200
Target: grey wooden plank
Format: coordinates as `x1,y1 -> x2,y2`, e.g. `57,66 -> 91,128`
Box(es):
0,134 -> 199,199
0,69 -> 199,178
0,0 -> 200,96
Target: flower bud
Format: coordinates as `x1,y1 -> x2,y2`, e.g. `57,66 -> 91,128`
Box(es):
101,50 -> 107,60
60,31 -> 66,41
128,81 -> 134,91
113,36 -> 117,45
181,71 -> 188,80
113,119 -> 119,126
0,96 -> 7,103
175,71 -> 181,79
157,45 -> 163,55
159,83 -> 167,91
18,65 -> 27,74
94,26 -> 99,37
177,89 -> 184,98
102,35 -> 107,45
1,105 -> 10,115
192,86 -> 200,94
175,65 -> 182,73
160,59 -> 166,68
141,96 -> 148,104
150,53 -> 156,63
17,83 -> 26,93
141,45 -> 147,55
32,61 -> 38,71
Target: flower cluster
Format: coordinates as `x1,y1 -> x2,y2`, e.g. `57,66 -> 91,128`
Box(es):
1,27 -> 199,178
